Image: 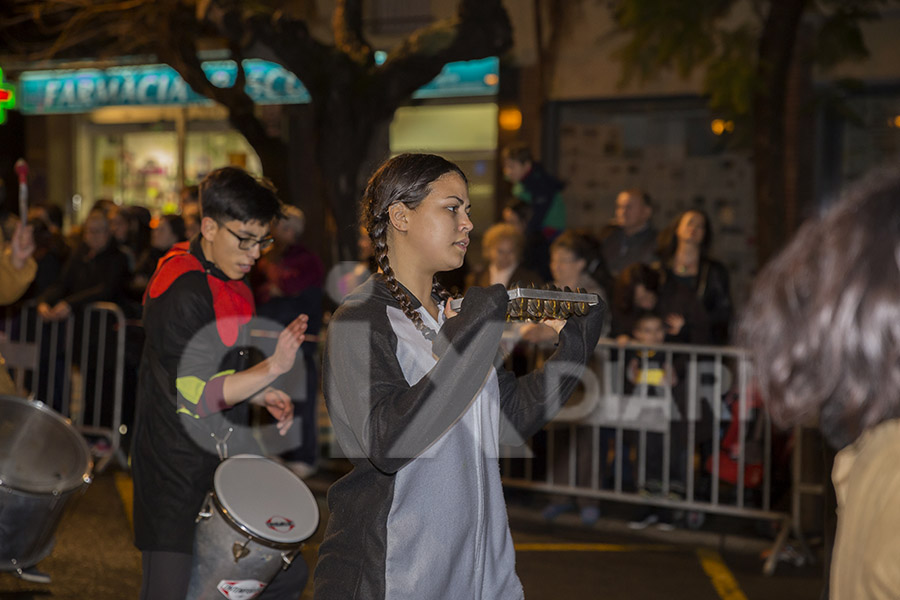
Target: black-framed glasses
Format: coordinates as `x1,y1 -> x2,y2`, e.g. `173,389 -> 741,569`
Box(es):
223,225 -> 275,251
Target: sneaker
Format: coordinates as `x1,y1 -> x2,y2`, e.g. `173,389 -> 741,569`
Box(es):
655,520 -> 676,531
16,567 -> 51,584
541,502 -> 574,521
628,512 -> 660,530
580,505 -> 600,526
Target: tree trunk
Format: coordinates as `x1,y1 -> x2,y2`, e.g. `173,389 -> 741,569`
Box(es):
784,18 -> 816,235
753,0 -> 808,267
315,99 -> 381,262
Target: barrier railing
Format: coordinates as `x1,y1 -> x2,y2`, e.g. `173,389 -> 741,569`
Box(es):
500,337 -> 818,571
0,302 -> 127,472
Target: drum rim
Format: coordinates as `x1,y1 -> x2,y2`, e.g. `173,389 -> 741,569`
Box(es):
0,395 -> 93,494
208,491 -> 306,551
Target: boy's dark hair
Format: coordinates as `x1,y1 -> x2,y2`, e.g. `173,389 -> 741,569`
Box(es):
501,142 -> 533,165
632,309 -> 663,330
740,165 -> 900,449
199,167 -> 283,225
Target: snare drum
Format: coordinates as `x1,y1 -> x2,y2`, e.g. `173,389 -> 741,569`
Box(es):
0,395 -> 93,574
187,455 -> 319,600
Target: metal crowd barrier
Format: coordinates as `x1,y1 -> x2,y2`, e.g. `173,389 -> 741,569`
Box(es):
0,302 -> 127,472
499,337 -> 820,573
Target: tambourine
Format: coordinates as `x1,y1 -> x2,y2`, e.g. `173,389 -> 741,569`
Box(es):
449,285 -> 601,321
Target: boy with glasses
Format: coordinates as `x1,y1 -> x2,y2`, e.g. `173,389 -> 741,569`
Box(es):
131,166 -> 310,599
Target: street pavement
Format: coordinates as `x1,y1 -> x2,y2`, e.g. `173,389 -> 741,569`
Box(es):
0,465 -> 823,599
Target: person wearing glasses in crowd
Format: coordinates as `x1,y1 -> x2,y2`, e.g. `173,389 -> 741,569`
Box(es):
130,166 -> 310,600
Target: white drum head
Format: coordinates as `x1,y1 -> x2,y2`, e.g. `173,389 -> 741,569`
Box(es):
213,455 -> 319,544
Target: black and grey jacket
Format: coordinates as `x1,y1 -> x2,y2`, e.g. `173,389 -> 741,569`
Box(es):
314,276 -> 604,600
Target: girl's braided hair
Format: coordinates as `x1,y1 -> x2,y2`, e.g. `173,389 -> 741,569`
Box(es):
361,153 -> 468,341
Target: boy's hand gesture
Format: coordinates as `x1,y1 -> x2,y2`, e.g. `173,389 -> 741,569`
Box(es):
269,314 -> 309,376
251,386 -> 294,436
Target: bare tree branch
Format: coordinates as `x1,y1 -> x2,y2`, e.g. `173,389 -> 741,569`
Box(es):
332,0 -> 372,64
376,0 -> 512,109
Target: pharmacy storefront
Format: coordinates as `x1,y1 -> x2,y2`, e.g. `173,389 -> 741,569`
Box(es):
15,56 -> 500,221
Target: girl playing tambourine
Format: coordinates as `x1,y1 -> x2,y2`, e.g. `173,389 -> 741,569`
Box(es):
314,153 -> 604,600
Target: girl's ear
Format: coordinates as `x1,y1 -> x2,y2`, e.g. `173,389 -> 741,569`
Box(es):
388,203 -> 409,232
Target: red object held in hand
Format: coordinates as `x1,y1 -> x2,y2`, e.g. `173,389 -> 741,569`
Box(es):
14,158 -> 28,184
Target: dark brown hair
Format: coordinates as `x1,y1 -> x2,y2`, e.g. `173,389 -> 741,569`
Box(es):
361,153 -> 468,341
739,166 -> 900,448
614,262 -> 661,316
657,208 -> 712,263
501,142 -> 533,165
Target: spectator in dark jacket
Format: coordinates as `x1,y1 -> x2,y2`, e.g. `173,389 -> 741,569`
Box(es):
36,210 -> 130,321
656,209 -> 732,345
599,188 -> 658,277
502,142 -> 567,244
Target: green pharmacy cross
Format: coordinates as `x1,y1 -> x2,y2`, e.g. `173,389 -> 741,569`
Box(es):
0,68 -> 15,124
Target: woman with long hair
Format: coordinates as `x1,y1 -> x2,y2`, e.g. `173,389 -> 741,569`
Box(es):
315,153 -> 604,599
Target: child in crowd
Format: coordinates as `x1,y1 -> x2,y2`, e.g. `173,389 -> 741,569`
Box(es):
315,153 -> 604,599
624,311 -> 685,530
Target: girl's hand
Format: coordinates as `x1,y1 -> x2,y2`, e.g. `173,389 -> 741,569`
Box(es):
520,321 -> 559,344
443,299 -> 459,319
251,386 -> 294,436
269,314 -> 309,376
543,319 -> 566,335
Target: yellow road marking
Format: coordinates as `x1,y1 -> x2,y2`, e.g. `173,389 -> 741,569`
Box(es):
515,543 -> 675,552
114,471 -> 134,530
696,548 -> 748,600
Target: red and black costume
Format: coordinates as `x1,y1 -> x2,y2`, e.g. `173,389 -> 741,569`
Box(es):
132,238 -> 260,553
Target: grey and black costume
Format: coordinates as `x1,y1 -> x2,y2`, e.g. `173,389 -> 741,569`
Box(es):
314,277 -> 604,600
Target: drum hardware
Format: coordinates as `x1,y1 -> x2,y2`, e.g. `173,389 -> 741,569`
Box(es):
209,427 -> 234,461
448,284 -> 601,321
232,540 -> 251,562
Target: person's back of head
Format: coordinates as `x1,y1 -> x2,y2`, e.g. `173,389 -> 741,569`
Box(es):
740,165 -> 900,449
200,166 -> 283,225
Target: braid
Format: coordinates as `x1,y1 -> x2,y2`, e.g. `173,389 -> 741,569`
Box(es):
431,279 -> 452,304
371,217 -> 436,341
